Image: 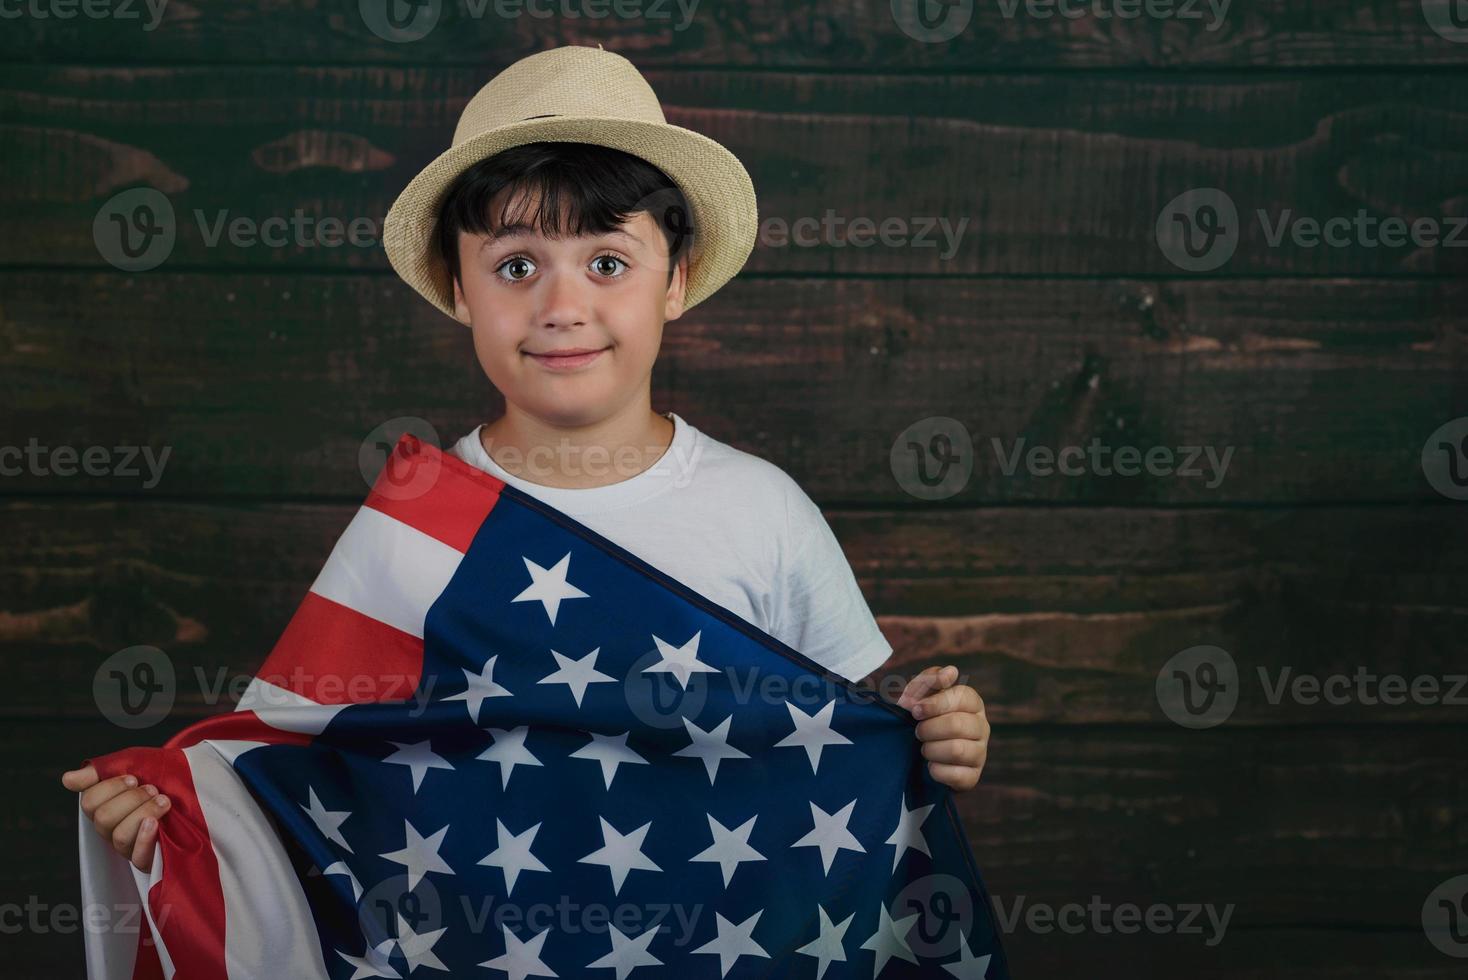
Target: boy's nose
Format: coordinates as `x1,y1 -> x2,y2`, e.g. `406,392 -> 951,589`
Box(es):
535,270 -> 592,330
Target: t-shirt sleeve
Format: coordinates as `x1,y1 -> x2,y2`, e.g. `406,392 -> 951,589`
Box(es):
770,483 -> 893,684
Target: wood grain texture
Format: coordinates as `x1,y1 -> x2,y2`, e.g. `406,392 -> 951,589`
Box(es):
1,273 -> 1463,502
4,499 -> 1464,723
3,68 -> 1467,276
3,0 -> 1468,68
4,10 -> 1464,977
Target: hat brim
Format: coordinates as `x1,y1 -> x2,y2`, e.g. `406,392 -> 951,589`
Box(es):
382,116 -> 758,323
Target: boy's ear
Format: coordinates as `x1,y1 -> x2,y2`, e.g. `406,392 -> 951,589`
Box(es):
451,275 -> 474,327
663,252 -> 690,322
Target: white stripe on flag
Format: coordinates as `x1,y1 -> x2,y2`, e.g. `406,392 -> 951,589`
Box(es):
307,505 -> 464,639
234,677 -> 351,734
185,739 -> 332,979
128,845 -> 175,978
77,798 -> 146,980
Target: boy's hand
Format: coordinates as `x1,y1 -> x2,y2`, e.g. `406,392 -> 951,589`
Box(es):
61,764 -> 171,873
897,664 -> 990,792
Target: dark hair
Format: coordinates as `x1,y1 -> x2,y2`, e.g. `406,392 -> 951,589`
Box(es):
434,141 -> 694,296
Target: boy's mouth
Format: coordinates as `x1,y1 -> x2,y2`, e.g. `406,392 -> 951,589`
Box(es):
523,345 -> 610,371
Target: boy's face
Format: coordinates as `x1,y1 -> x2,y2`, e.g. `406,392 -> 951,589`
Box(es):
450,186 -> 688,426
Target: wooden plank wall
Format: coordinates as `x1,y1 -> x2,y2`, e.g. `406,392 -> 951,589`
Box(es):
4,3 -> 1467,976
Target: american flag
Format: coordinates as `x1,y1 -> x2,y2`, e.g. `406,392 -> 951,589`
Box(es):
78,433 -> 1010,980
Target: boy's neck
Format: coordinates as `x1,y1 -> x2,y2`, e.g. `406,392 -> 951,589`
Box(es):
478,404 -> 675,490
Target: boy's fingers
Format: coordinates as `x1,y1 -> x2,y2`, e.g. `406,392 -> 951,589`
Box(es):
914,710 -> 987,743
79,774 -> 141,818
115,801 -> 164,869
898,664 -> 958,709
93,785 -> 165,836
927,760 -> 982,791
107,792 -> 171,860
131,817 -> 159,874
913,683 -> 983,719
920,737 -> 987,768
60,764 -> 100,792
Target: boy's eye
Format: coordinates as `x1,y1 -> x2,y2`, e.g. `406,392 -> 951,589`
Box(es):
591,254 -> 628,277
493,254 -> 627,283
496,256 -> 535,282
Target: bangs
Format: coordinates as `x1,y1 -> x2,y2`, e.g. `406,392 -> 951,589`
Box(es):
435,141 -> 693,289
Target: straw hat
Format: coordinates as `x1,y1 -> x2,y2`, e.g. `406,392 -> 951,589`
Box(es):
383,44 -> 758,323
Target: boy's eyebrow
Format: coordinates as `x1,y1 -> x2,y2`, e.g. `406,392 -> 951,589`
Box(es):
481,224 -> 640,247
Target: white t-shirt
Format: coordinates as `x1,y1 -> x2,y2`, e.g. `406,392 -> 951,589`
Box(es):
447,411 -> 892,684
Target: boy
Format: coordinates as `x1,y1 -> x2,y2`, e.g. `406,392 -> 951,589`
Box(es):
62,44 -> 989,877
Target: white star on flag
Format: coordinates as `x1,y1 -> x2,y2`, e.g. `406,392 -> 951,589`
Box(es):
394,912 -> 449,974
942,932 -> 994,979
691,910 -> 769,978
570,731 -> 650,789
886,793 -> 935,870
860,903 -> 920,975
537,647 -> 616,707
300,786 -> 353,852
643,630 -> 720,689
443,654 -> 513,723
380,819 -> 455,891
512,552 -> 588,626
383,739 -> 454,793
477,818 -> 551,896
773,700 -> 852,773
336,938 -> 400,979
792,798 -> 866,874
477,726 -> 544,789
577,816 -> 662,895
689,813 -> 765,886
478,924 -> 558,980
672,714 -> 749,784
585,923 -> 663,979
795,904 -> 854,980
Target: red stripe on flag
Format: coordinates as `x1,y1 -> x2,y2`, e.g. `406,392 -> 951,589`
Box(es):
364,432 -> 505,553
128,926 -> 163,980
86,712 -> 314,980
254,591 -> 425,705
